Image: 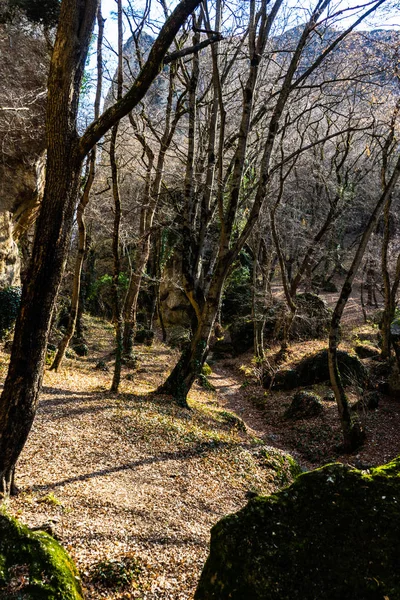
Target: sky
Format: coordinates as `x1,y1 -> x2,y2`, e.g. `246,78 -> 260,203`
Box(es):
85,0 -> 399,106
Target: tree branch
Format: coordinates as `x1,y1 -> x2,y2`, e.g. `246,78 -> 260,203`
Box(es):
78,0 -> 202,159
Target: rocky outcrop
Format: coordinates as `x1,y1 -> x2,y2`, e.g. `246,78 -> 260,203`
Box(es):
0,20 -> 48,285
0,212 -> 20,287
196,456 -> 400,600
0,511 -> 83,599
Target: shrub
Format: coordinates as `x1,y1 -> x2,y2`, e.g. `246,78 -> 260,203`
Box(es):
90,554 -> 142,590
0,286 -> 21,340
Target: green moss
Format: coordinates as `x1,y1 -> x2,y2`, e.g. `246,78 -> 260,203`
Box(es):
195,456 -> 400,600
0,511 -> 83,599
202,363 -> 212,376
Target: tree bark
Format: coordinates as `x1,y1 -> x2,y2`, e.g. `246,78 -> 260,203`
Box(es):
328,153 -> 400,452
0,0 -> 203,495
51,6 -> 104,372
0,0 -> 98,495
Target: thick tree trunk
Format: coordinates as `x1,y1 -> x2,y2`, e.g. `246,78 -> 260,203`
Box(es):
0,153 -> 83,495
51,6 -> 103,372
0,0 -> 202,495
157,292 -> 221,407
0,0 -> 98,496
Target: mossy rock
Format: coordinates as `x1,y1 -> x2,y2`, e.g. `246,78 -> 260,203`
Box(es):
351,390 -> 380,412
284,390 -> 323,420
256,447 -> 302,486
0,511 -> 83,599
354,343 -> 379,359
195,456 -> 400,600
71,342 -> 88,357
266,349 -> 368,391
134,328 -> 154,346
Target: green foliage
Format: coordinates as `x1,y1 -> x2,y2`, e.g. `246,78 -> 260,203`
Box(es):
87,273 -> 129,318
222,251 -> 252,323
38,492 -> 63,507
202,363 -> 212,376
0,286 -> 21,340
90,554 -> 142,590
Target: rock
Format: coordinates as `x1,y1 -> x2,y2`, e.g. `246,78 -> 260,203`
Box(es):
168,325 -> 191,349
95,360 -> 109,371
135,327 -> 154,345
352,390 -> 380,412
291,293 -> 331,340
265,349 -> 368,391
0,511 -> 83,599
323,389 -> 335,401
284,390 -> 323,420
195,456 -> 400,600
255,446 -> 302,486
72,342 -> 88,357
0,22 -> 48,286
354,343 -> 379,359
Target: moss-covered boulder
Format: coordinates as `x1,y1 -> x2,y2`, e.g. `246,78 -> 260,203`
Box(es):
195,457 -> 400,600
284,390 -> 323,420
291,293 -> 331,340
0,511 -> 83,599
264,349 -> 368,391
354,343 -> 379,359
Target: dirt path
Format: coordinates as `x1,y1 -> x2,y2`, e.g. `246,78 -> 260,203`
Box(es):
209,366 -> 267,438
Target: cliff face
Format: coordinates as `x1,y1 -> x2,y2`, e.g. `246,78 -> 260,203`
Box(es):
0,20 -> 48,285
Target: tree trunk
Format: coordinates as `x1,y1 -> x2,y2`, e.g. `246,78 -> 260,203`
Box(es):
0,0 -> 203,495
157,292 -> 221,407
51,6 -> 103,372
328,153 -> 400,452
0,0 -> 98,496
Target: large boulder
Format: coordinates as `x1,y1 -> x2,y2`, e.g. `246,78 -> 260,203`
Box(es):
264,349 -> 368,391
284,390 -> 323,420
0,511 -> 83,599
291,293 -> 331,340
195,457 -> 400,600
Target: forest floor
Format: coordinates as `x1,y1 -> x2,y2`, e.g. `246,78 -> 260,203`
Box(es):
2,314 -> 400,599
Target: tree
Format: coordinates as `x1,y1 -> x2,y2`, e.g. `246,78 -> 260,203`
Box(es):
157,0 -> 388,408
0,0 -> 203,496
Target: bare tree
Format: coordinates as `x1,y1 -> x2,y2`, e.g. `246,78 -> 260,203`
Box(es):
0,0 -> 204,496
